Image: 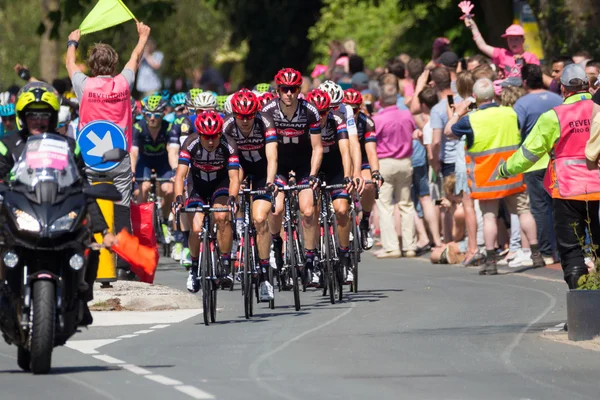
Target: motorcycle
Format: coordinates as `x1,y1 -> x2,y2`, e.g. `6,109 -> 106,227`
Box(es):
0,133 -> 123,374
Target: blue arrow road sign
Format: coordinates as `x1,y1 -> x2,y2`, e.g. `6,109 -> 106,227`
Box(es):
77,120 -> 127,172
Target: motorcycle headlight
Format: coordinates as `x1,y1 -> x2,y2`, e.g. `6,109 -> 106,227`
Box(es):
50,211 -> 79,233
11,208 -> 40,232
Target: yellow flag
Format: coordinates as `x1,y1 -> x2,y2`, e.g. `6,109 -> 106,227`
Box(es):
79,0 -> 136,35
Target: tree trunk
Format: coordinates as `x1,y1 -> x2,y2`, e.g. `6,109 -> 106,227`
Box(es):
40,0 -> 60,82
478,0 -> 514,48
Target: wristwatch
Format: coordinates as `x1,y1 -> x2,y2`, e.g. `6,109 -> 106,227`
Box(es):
67,40 -> 79,49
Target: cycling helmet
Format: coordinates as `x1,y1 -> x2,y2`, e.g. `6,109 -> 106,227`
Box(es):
223,94 -> 234,115
306,89 -> 331,112
318,80 -> 344,105
142,95 -> 168,113
254,83 -> 273,93
195,110 -> 223,136
274,68 -> 303,87
186,88 -> 203,108
192,92 -> 217,110
154,89 -> 171,103
170,92 -> 187,108
252,90 -> 263,98
57,105 -> 71,129
258,92 -> 276,109
343,88 -> 363,107
231,89 -> 260,115
0,103 -> 16,117
216,95 -> 228,111
15,82 -> 60,132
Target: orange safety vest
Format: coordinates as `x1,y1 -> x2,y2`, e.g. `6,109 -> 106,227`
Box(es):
544,99 -> 600,200
466,105 -> 526,200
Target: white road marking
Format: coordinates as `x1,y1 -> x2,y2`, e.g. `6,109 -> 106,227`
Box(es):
149,324 -> 170,329
93,355 -> 126,364
121,364 -> 151,375
145,374 -> 183,385
543,323 -> 566,333
174,385 -> 215,399
117,334 -> 139,339
91,309 -> 202,326
133,329 -> 154,334
65,339 -> 120,354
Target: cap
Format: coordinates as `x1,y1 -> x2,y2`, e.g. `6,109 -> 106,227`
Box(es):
560,64 -> 589,87
351,72 -> 369,87
499,76 -> 523,88
501,24 -> 525,38
437,52 -> 459,68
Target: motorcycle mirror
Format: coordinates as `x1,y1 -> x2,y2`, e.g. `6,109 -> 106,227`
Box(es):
101,148 -> 128,163
82,183 -> 122,201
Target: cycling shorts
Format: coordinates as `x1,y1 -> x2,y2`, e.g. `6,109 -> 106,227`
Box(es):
320,157 -> 349,201
186,176 -> 230,207
135,157 -> 174,181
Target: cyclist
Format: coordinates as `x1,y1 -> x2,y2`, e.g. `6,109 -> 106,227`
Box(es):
254,82 -> 273,93
173,111 -> 241,293
224,89 -> 278,300
319,81 -> 365,195
223,94 -> 234,117
0,102 -> 18,138
131,95 -> 179,239
307,89 -> 354,283
261,68 -> 323,275
343,88 -> 383,249
258,92 -> 276,110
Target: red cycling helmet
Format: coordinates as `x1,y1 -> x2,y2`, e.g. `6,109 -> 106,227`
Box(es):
343,88 -> 363,107
231,88 -> 260,115
306,89 -> 331,112
274,68 -> 303,87
195,110 -> 224,136
259,92 -> 276,109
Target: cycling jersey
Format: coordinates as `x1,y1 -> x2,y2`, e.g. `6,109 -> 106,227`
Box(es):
133,119 -> 179,158
169,116 -> 194,146
179,133 -> 240,207
320,109 -> 349,199
356,111 -> 377,169
338,103 -> 358,136
260,98 -> 320,182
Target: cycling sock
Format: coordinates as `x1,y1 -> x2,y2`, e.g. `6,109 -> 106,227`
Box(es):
305,249 -> 316,261
191,256 -> 199,272
182,231 -> 189,248
259,259 -> 270,281
174,230 -> 184,243
339,246 -> 349,254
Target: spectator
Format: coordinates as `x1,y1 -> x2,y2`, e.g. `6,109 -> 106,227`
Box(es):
430,37 -> 452,69
585,60 -> 600,95
573,50 -> 592,66
349,55 -> 365,75
199,55 -> 225,95
66,23 -> 151,280
351,72 -> 370,92
386,58 -> 412,108
429,67 -> 458,177
451,78 -> 544,275
467,54 -> 490,70
547,56 -> 574,95
373,84 -> 416,258
343,39 -> 357,56
512,64 -> 563,266
471,64 -> 496,81
464,18 -> 540,77
136,38 -> 164,98
437,51 -> 460,92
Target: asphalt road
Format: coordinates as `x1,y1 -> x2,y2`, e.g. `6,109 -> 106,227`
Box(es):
1,254 -> 598,400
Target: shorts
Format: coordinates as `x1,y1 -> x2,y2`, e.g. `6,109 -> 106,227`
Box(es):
441,161 -> 455,177
275,163 -> 312,188
320,157 -> 349,201
186,176 -> 230,207
479,191 -> 530,217
243,167 -> 271,202
411,164 -> 430,197
135,156 -> 174,181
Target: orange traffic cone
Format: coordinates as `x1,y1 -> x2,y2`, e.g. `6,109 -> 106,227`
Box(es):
111,229 -> 159,283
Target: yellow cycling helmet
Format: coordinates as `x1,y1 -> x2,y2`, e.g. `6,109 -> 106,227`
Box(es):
16,82 -> 60,132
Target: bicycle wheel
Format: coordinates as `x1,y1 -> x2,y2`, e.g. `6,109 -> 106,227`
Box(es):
268,255 -> 275,309
210,245 -> 217,323
351,210 -> 360,293
288,225 -> 301,311
332,215 -> 343,302
243,229 -> 251,319
322,218 -> 335,304
200,235 -> 210,326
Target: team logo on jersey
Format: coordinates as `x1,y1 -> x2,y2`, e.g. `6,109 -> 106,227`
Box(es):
322,140 -> 336,147
181,124 -> 189,133
194,162 -> 223,172
144,143 -> 166,153
179,150 -> 191,160
280,128 -> 303,138
239,143 -> 264,151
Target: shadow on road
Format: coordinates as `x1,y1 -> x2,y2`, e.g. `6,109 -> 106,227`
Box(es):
0,365 -> 121,375
396,320 -> 566,336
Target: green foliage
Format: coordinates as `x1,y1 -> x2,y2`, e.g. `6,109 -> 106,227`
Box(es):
571,202 -> 600,290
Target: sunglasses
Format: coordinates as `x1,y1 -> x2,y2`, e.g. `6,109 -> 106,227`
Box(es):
2,115 -> 16,121
319,110 -> 329,117
174,105 -> 186,113
25,112 -> 51,121
144,112 -> 162,119
279,86 -> 300,94
234,113 -> 256,120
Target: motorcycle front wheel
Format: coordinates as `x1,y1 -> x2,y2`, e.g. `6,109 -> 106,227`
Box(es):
30,280 -> 56,374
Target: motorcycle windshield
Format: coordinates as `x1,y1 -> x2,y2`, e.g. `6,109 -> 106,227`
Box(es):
11,133 -> 80,189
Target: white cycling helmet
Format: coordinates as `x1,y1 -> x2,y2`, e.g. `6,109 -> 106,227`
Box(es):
192,92 -> 217,110
223,94 -> 234,115
318,80 -> 344,105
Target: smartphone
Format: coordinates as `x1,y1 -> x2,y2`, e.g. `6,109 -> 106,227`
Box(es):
447,95 -> 454,107
468,101 -> 477,111
434,199 -> 443,206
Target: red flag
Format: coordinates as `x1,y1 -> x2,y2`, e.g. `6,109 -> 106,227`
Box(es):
112,229 -> 159,283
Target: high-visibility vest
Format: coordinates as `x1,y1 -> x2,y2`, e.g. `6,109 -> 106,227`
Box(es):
544,99 -> 600,200
466,106 -> 525,200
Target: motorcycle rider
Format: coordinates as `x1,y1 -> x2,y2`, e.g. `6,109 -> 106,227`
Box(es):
0,82 -> 116,326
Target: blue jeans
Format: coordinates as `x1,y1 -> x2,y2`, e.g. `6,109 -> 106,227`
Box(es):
524,169 -> 555,257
